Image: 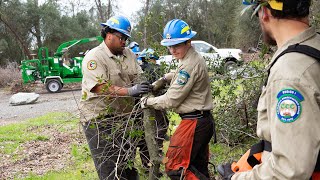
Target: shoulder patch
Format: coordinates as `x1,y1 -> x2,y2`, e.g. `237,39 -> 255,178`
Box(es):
276,89 -> 304,123
176,70 -> 190,86
87,60 -> 97,70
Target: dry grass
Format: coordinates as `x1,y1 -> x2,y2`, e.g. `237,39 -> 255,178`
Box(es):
0,112 -> 95,179
0,62 -> 35,93
0,63 -> 21,88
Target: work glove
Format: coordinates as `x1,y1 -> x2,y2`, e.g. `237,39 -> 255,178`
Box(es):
127,82 -> 152,97
217,163 -> 234,180
152,77 -> 166,92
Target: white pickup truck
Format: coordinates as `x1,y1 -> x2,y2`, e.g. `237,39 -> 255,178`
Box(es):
158,40 -> 243,72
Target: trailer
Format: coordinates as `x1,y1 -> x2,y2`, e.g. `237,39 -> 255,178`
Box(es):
21,36 -> 103,93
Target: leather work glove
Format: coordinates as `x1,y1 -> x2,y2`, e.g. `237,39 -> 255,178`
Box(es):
152,77 -> 166,92
217,163 -> 234,180
127,82 -> 152,97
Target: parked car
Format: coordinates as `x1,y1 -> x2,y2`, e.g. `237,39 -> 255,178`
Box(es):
158,40 -> 243,73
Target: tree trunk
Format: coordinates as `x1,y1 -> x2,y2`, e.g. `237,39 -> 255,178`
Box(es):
203,0 -> 213,43
143,107 -> 161,179
143,0 -> 150,49
95,0 -> 105,22
0,13 -> 32,59
32,0 -> 42,48
107,0 -> 111,19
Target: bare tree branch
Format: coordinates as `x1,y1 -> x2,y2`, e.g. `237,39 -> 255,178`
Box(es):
143,0 -> 150,49
0,12 -> 32,59
94,0 -> 104,22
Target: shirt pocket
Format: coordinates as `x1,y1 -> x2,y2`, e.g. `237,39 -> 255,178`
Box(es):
109,69 -> 123,85
125,67 -> 137,82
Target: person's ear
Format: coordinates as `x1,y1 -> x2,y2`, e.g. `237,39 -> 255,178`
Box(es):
106,33 -> 113,41
261,6 -> 271,21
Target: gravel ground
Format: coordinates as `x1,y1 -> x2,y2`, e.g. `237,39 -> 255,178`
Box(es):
0,88 -> 81,126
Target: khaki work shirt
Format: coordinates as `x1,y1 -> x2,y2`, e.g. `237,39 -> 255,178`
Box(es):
232,27 -> 320,179
146,47 -> 213,114
79,42 -> 143,122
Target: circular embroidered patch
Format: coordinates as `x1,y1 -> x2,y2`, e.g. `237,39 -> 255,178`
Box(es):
87,60 -> 97,70
276,89 -> 304,123
176,70 -> 190,86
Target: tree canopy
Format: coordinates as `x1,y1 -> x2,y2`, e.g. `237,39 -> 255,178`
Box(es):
0,0 -> 319,66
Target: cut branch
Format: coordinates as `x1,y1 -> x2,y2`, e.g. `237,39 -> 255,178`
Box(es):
142,103 -> 162,179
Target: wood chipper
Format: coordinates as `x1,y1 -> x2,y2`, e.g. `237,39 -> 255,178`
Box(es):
21,36 -> 103,93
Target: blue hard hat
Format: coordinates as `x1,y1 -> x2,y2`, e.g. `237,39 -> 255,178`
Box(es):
242,0 -> 255,5
139,48 -> 159,60
101,15 -> 132,37
128,41 -> 140,54
131,46 -> 140,54
129,41 -> 139,49
161,19 -> 197,47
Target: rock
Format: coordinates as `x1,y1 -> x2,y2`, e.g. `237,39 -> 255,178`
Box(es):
9,92 -> 40,106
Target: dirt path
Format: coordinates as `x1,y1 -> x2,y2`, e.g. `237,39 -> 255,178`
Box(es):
0,88 -> 81,126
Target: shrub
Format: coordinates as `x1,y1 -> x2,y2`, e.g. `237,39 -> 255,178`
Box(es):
211,60 -> 268,146
0,62 -> 36,93
0,62 -> 21,88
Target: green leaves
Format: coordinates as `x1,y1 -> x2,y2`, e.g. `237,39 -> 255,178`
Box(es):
128,130 -> 144,138
212,60 -> 266,145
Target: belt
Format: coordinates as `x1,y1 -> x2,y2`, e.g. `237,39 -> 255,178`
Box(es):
179,110 -> 211,119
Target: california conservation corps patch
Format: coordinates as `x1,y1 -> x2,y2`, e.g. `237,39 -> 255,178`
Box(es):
276,89 -> 304,123
87,60 -> 97,70
176,70 -> 190,86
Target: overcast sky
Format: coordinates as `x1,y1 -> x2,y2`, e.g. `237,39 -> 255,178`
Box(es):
117,0 -> 143,20
38,0 -> 144,22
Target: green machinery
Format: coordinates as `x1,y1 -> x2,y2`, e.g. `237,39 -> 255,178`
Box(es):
21,36 -> 103,93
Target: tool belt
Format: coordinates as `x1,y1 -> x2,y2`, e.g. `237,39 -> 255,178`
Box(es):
179,110 -> 211,119
231,140 -> 320,179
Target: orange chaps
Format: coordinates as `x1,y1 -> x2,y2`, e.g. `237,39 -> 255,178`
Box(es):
165,119 -> 198,179
165,117 -> 213,180
165,110 -> 215,180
